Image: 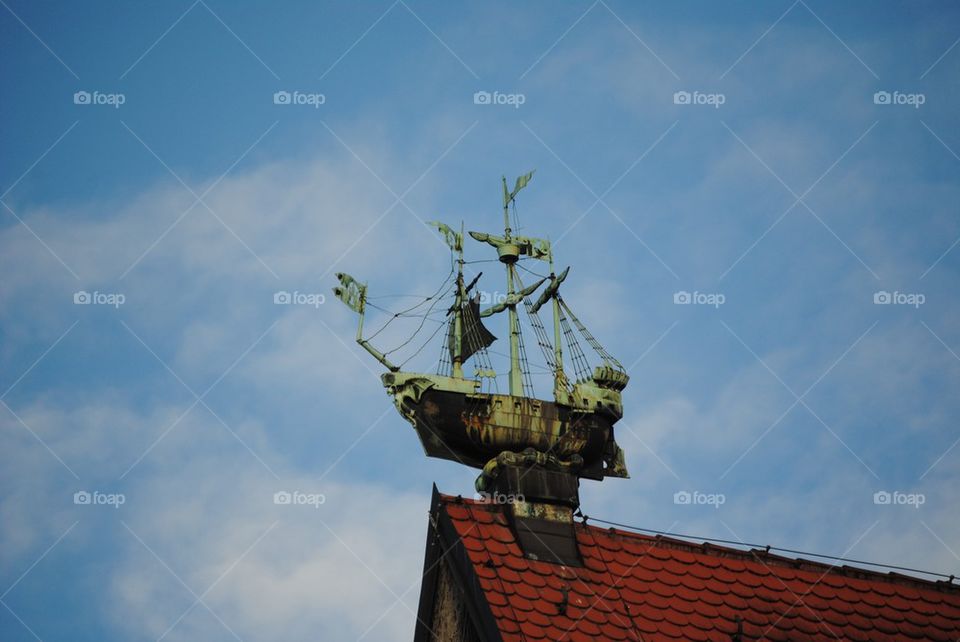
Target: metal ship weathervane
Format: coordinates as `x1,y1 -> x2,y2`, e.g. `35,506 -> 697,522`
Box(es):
333,171 -> 629,494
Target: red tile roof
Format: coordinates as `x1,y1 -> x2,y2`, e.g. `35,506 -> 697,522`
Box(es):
420,490 -> 960,641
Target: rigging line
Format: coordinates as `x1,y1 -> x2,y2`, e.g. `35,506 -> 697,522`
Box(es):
365,302 -> 448,321
491,372 -> 556,379
558,295 -> 624,370
516,321 -> 535,397
484,348 -> 553,375
366,266 -> 455,342
373,265 -> 453,315
383,282 -> 455,356
368,293 -> 452,300
559,304 -> 592,381
517,262 -> 550,280
513,270 -> 558,373
436,318 -> 453,377
399,311 -> 450,368
583,517 -> 958,582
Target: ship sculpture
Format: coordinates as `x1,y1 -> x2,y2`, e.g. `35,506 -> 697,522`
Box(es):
333,171 -> 629,492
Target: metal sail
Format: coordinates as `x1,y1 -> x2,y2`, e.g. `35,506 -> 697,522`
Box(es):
450,293 -> 496,363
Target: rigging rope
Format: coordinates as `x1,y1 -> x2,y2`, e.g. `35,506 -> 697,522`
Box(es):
559,303 -> 592,382
399,312 -> 450,368
513,271 -> 558,375
515,321 -> 535,397
485,349 -> 552,375
366,266 -> 455,343
437,318 -> 454,377
517,262 -> 550,280
558,296 -> 624,372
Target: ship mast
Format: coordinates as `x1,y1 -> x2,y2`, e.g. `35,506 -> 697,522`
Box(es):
452,223 -> 465,379
549,254 -> 565,401
501,177 -> 523,397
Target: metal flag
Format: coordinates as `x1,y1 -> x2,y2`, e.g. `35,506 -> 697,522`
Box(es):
503,170 -> 536,206
427,221 -> 462,253
452,293 -> 497,363
333,272 -> 365,313
511,170 -> 535,199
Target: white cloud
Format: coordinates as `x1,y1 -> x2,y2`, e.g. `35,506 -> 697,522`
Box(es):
110,465 -> 430,641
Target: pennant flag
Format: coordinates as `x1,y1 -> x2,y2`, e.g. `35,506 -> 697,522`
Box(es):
427,221 -> 462,252
512,170 -> 535,199
503,170 -> 536,206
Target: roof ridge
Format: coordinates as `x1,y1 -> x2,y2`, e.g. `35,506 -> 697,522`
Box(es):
585,523 -> 960,594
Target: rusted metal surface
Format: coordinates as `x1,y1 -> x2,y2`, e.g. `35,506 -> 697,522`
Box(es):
383,371 -> 628,481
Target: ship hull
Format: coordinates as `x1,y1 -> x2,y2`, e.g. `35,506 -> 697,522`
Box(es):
390,382 -> 618,480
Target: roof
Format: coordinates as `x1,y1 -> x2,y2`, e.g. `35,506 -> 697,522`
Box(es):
416,488 -> 960,641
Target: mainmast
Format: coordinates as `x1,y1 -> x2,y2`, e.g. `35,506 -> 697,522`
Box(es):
501,176 -> 524,397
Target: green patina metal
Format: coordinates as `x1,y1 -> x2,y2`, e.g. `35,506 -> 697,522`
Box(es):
333,172 -> 630,489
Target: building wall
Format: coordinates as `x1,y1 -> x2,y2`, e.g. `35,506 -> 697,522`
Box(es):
429,558 -> 482,642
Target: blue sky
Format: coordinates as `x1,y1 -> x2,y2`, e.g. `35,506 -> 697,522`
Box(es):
2,1 -> 960,639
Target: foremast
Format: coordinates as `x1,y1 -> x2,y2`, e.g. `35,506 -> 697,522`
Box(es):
451,223 -> 465,380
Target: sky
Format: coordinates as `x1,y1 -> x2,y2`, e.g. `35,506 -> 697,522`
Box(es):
1,1 -> 959,640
